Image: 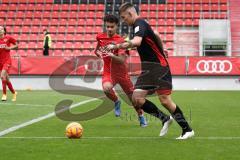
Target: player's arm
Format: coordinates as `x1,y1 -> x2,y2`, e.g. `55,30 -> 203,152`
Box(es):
5,43 -> 18,50
107,51 -> 127,64
93,42 -> 101,57
105,36 -> 142,51
153,30 -> 168,58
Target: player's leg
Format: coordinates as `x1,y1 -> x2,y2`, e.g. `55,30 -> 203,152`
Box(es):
132,89 -> 170,128
118,76 -> 147,127
5,73 -> 17,101
1,69 -> 7,101
102,76 -> 121,117
157,92 -> 194,139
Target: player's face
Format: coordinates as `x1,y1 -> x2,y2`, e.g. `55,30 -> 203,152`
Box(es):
120,11 -> 133,26
105,22 -> 117,37
0,26 -> 4,36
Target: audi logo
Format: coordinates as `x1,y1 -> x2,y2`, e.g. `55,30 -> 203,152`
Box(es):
84,59 -> 103,72
196,60 -> 232,73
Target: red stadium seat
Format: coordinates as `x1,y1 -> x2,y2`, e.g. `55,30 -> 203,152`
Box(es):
79,4 -> 87,11
59,11 -> 69,19
22,26 -> 31,33
35,4 -> 43,11
167,4 -> 174,11
44,4 -> 52,11
31,26 -> 40,34
42,18 -> 50,26
176,19 -> 184,26
193,12 -> 201,19
141,4 -> 148,11
55,42 -> 65,49
220,4 -> 227,11
65,34 -> 75,41
65,42 -> 73,49
59,19 -> 68,26
157,4 -> 165,11
19,34 -> 29,41
19,4 -> 28,11
0,4 -> 8,11
176,12 -> 184,19
97,4 -> 105,11
15,11 -> 25,19
88,4 -> 96,11
75,26 -> 85,33
193,4 -> 201,11
23,18 -> 32,26
176,4 -> 183,11
58,26 -> 66,34
18,42 -> 28,49
166,19 -> 174,26
84,34 -> 95,41
25,11 -> 33,19
14,19 -> 23,26
52,4 -> 61,11
185,4 -> 192,11
17,50 -> 27,56
42,11 -> 51,18
67,26 -> 75,34
185,19 -> 193,26
70,4 -> 78,11
8,4 -> 17,11
62,4 -> 69,11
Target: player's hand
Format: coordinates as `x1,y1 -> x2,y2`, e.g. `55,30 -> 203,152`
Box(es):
104,44 -> 116,52
4,46 -> 11,50
164,49 -> 169,58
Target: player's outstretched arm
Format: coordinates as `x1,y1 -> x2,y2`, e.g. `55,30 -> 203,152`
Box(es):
105,36 -> 143,51
5,43 -> 18,50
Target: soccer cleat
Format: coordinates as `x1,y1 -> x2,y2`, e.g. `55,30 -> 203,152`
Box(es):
12,92 -> 17,102
176,130 -> 195,140
114,100 -> 121,117
159,116 -> 173,137
1,94 -> 7,101
138,115 -> 148,127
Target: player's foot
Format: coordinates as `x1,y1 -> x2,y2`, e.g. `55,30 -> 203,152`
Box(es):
12,92 -> 17,102
138,115 -> 147,127
1,94 -> 7,101
159,116 -> 173,137
114,100 -> 121,117
176,130 -> 195,140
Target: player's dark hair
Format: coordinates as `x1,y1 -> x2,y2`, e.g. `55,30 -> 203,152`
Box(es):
119,2 -> 134,14
3,26 -> 6,35
104,14 -> 119,24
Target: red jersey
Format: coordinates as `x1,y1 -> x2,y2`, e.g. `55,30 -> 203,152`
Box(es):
96,33 -> 129,76
0,35 -> 16,64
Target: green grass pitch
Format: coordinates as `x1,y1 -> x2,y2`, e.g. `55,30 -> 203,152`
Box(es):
0,90 -> 239,160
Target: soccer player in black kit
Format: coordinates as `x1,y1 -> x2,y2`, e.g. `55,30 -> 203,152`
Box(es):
105,2 -> 194,139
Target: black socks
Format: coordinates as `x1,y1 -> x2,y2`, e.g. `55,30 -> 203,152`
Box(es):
172,105 -> 192,133
141,99 -> 169,123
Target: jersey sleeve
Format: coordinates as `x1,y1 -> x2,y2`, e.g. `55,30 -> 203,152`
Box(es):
96,33 -> 101,41
8,36 -> 17,45
134,19 -> 147,38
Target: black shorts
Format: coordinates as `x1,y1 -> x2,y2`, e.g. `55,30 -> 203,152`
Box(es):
135,63 -> 172,93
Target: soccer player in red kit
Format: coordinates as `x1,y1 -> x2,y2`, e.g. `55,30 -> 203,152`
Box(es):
0,26 -> 18,101
94,14 -> 147,127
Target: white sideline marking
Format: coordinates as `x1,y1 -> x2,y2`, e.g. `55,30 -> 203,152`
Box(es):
0,98 -> 98,137
0,136 -> 240,140
0,102 -> 53,107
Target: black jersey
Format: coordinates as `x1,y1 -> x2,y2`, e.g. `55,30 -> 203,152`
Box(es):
133,18 -> 168,67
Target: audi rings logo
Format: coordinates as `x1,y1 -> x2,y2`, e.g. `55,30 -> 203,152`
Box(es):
196,60 -> 232,73
84,59 -> 103,72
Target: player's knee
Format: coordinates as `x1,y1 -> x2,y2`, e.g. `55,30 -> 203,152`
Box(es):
103,86 -> 112,93
132,96 -> 145,108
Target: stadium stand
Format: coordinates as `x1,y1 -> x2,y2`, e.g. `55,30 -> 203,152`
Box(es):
0,0 -> 238,57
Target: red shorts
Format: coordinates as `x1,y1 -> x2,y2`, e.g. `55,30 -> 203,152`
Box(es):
102,72 -> 134,95
0,61 -> 11,73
